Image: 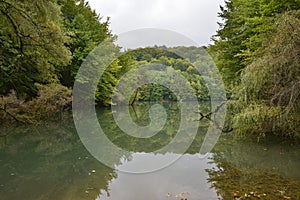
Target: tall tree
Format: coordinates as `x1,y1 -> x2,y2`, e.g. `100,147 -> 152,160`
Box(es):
210,0 -> 300,92
57,0 -> 111,87
0,0 -> 70,97
234,11 -> 300,137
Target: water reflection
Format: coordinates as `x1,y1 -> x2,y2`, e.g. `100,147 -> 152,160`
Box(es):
207,138 -> 300,199
0,122 -> 117,200
0,102 -> 299,200
97,153 -> 218,200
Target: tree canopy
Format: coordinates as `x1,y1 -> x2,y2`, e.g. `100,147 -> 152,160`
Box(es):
0,0 -> 299,139
210,0 -> 300,138
210,0 -> 300,91
0,0 -> 71,97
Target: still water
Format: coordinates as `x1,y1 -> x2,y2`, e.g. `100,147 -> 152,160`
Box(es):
0,102 -> 299,200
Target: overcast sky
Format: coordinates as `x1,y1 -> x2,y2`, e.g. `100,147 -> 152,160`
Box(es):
87,0 -> 225,46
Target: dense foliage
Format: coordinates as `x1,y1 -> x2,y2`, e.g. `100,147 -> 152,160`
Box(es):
210,0 -> 300,91
0,0 -> 71,97
211,0 -> 300,138
57,0 -> 111,87
0,0 -> 113,122
1,0 -> 299,139
124,47 -> 211,102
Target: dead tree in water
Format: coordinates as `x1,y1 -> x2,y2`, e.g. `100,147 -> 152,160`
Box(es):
196,102 -> 233,133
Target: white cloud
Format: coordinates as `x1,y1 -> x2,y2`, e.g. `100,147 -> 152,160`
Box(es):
87,0 -> 225,46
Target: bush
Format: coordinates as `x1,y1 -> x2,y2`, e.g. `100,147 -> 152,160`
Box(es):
233,103 -> 299,139
232,11 -> 300,139
0,83 -> 72,124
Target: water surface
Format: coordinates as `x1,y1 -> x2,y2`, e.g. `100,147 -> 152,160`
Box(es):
0,102 -> 299,199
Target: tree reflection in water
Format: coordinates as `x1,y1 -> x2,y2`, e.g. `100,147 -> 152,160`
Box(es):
0,102 -> 299,200
206,138 -> 300,200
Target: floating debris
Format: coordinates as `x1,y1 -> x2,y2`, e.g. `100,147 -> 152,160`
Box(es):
166,193 -> 172,198
277,190 -> 285,195
233,191 -> 239,197
166,191 -> 190,199
231,191 -> 268,199
175,191 -> 190,199
244,193 -> 250,198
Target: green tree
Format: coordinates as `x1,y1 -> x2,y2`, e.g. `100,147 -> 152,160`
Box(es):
117,47 -> 211,102
0,0 -> 70,97
57,0 -> 111,87
233,11 -> 300,138
210,0 -> 300,91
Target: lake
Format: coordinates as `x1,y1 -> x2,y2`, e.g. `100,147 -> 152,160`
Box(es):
0,102 -> 299,200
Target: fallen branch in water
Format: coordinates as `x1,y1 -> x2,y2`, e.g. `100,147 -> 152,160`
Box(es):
196,102 -> 233,133
196,102 -> 226,120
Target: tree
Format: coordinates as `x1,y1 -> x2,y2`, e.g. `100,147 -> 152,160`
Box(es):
57,0 -> 111,87
0,0 -> 70,97
233,11 -> 300,138
210,0 -> 300,92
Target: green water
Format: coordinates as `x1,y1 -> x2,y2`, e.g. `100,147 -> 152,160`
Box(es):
0,102 -> 299,200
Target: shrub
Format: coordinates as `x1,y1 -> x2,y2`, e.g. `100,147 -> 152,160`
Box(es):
233,103 -> 299,139
0,83 -> 72,124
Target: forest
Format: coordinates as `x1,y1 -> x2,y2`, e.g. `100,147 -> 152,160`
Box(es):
0,0 -> 299,139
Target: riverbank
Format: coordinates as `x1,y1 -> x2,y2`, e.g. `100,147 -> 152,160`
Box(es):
0,107 -> 299,200
0,83 -> 72,125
